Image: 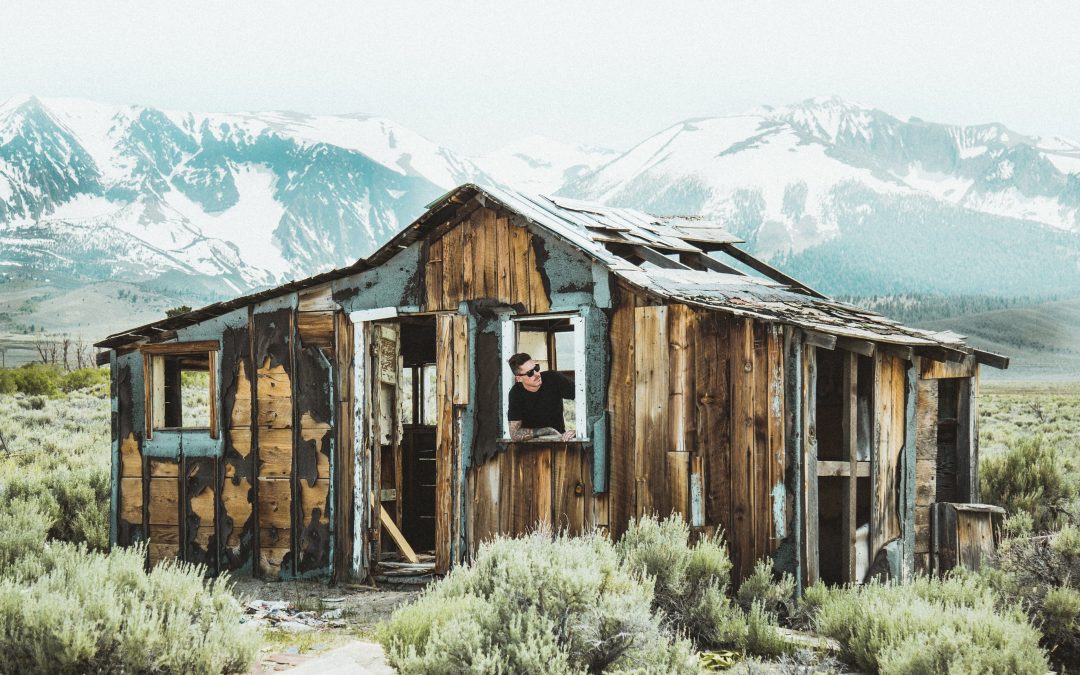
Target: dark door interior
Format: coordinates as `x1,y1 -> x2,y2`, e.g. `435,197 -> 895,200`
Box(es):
400,318 -> 437,553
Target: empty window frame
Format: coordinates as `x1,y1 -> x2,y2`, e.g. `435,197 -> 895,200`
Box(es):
500,313 -> 587,440
142,341 -> 218,439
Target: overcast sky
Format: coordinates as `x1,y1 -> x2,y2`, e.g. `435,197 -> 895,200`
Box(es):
4,1 -> 1080,155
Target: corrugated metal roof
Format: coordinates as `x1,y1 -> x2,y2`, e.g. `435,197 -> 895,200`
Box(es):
97,183 -> 1004,366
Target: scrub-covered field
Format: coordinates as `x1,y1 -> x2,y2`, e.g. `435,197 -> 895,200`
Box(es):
1,370 -> 1079,673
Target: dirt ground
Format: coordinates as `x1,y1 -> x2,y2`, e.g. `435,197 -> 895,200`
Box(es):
227,576 -> 420,673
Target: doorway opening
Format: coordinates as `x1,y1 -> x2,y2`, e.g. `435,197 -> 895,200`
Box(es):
370,316 -> 438,577
815,349 -> 873,585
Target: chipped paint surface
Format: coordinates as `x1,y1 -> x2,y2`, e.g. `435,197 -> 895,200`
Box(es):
771,481 -> 787,539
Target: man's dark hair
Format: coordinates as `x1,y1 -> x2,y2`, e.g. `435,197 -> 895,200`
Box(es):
508,353 -> 532,374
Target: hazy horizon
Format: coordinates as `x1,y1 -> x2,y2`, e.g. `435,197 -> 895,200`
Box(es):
3,1 -> 1080,155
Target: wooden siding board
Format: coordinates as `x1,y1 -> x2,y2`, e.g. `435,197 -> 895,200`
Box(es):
607,288 -> 638,539
767,326 -> 786,551
731,318 -> 756,580
634,306 -> 668,519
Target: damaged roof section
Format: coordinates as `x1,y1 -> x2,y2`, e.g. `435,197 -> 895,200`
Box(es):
96,183 -> 1008,369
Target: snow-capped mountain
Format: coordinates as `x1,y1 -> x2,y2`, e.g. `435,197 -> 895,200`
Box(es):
0,95 -> 492,293
4,93 -> 1080,327
559,97 -> 1080,296
475,135 -> 618,194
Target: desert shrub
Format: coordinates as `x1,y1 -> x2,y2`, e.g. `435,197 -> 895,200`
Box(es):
981,435 -> 1075,532
736,559 -> 796,616
984,524 -> 1080,670
60,367 -> 109,393
1,463 -> 110,551
743,601 -> 795,659
807,575 -> 1047,674
0,543 -> 258,674
615,515 -> 745,650
0,500 -> 50,573
379,529 -> 697,674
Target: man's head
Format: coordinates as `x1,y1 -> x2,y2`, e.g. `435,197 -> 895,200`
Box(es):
508,352 -> 541,383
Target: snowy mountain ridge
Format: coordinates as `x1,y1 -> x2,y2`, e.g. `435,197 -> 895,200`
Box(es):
3,94 -> 1080,313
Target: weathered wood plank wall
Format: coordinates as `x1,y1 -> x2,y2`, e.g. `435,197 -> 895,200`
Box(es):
605,283 -> 787,581
871,352 -> 906,559
424,205 -> 550,314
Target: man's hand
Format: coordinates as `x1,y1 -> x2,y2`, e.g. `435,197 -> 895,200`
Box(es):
561,430 -> 575,442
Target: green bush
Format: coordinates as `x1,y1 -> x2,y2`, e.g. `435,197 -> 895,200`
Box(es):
805,575 -> 1047,674
0,500 -> 50,573
615,515 -> 743,650
0,543 -> 259,674
736,559 -> 795,616
1,464 -> 110,551
60,367 -> 109,393
981,435 -> 1075,532
983,523 -> 1080,670
8,364 -> 63,396
379,529 -> 698,674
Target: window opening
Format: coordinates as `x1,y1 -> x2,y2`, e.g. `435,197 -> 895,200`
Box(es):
143,343 -> 217,439
501,313 -> 587,440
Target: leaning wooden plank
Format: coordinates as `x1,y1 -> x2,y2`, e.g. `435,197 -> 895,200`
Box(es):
371,492 -> 419,563
718,243 -> 827,298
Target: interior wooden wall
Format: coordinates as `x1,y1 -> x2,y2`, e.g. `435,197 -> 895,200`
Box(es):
607,284 -> 786,582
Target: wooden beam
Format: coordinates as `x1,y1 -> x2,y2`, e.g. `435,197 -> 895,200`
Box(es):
612,243 -> 694,270
370,492 -> 418,563
718,243 -> 827,298
880,344 -> 914,362
836,337 -> 875,357
973,349 -> 1009,370
803,330 -> 837,351
139,340 -> 220,354
919,354 -> 976,380
915,345 -> 969,364
678,251 -> 745,275
817,460 -> 870,478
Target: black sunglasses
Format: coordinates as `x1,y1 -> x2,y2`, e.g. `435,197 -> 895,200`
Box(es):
518,364 -> 541,377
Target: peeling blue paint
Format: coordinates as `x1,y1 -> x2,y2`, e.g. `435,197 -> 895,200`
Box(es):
332,241 -> 423,314
772,481 -> 787,539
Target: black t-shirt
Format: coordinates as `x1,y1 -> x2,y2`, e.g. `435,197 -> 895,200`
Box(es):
507,371 -> 575,433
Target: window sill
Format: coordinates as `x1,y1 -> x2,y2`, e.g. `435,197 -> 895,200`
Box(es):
497,438 -> 591,449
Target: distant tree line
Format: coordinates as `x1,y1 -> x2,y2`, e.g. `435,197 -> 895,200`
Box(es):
33,335 -> 95,371
836,293 -> 1063,325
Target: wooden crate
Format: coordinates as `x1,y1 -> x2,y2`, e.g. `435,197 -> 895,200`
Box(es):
931,502 -> 1005,574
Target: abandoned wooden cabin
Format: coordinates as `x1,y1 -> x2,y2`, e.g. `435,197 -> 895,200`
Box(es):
96,183 -> 1008,587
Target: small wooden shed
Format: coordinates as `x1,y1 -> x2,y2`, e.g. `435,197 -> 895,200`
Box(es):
97,183 -> 1007,586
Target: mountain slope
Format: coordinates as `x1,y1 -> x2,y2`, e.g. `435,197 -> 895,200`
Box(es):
559,97 -> 1080,296
919,298 -> 1080,379
0,96 -> 492,291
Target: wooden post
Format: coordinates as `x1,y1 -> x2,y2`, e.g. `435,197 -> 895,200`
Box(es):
782,327 -> 803,592
802,342 -> 818,586
841,351 -> 857,584
903,357 -> 917,581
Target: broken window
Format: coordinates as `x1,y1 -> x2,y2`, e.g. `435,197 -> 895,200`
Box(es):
500,313 -> 587,440
143,342 -> 218,439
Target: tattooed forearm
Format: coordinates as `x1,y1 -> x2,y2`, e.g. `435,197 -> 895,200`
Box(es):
509,421 -> 533,442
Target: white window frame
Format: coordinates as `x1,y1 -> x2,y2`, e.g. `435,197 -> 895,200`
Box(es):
501,312 -> 588,440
